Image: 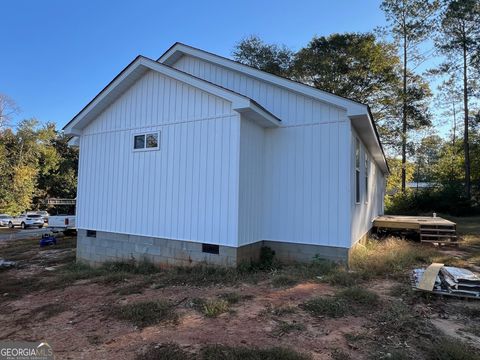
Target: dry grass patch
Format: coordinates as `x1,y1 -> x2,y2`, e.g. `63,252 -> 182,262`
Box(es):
137,343 -> 311,360
109,300 -> 178,327
271,320 -> 306,337
349,237 -> 438,279
201,299 -> 230,318
302,287 -> 378,318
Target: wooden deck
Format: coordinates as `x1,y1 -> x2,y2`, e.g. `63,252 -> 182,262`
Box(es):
373,215 -> 458,245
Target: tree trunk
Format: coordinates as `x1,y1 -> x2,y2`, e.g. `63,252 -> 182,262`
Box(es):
401,33 -> 408,193
451,99 -> 457,182
462,44 -> 471,200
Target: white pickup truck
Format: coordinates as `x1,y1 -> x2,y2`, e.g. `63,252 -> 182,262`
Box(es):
47,215 -> 76,235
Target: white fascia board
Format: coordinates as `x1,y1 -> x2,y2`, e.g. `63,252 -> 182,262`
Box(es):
235,101 -> 281,128
158,43 -> 369,116
64,56 -> 280,135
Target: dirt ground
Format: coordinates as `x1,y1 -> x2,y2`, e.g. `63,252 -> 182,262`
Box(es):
1,217 -> 480,359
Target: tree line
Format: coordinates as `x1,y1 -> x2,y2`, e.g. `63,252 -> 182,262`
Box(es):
232,0 -> 480,213
0,95 -> 78,214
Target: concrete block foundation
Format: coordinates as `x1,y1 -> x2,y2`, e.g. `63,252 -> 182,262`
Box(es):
76,229 -> 349,267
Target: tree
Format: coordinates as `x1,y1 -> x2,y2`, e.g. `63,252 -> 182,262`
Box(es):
413,134 -> 443,183
0,119 -> 78,214
292,33 -> 400,123
434,0 -> 480,200
381,0 -> 439,192
232,36 -> 294,77
0,93 -> 19,128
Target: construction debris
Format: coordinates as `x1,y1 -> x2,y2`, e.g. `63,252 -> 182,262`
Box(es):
412,263 -> 480,299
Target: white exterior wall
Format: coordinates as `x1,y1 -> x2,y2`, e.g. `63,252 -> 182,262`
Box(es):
262,121 -> 351,248
174,55 -> 352,249
350,127 -> 386,245
173,55 -> 343,127
77,70 -> 241,246
238,116 -> 265,246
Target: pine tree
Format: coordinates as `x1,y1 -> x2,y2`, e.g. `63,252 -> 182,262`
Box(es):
381,0 -> 439,192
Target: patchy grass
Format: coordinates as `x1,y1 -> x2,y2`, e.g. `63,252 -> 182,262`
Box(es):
265,305 -> 298,317
30,303 -> 69,320
0,274 -> 44,302
301,296 -> 349,318
336,286 -> 379,305
202,299 -> 230,318
302,286 -> 379,318
461,324 -> 480,337
137,343 -> 194,360
200,345 -> 311,360
109,300 -> 178,327
217,292 -> 253,304
271,320 -> 306,337
322,269 -> 364,287
113,281 -> 149,295
423,337 -> 480,360
271,275 -> 298,288
137,343 -> 311,360
375,301 -> 428,342
330,349 -> 351,360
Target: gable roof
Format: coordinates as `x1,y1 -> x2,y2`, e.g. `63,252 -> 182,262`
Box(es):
158,42 -> 389,174
63,56 -> 281,135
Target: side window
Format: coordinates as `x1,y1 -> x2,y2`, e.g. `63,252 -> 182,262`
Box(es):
133,132 -> 160,151
134,134 -> 145,149
365,154 -> 369,203
355,138 -> 360,204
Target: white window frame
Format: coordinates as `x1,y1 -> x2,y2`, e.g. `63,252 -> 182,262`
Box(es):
133,131 -> 160,152
355,137 -> 361,204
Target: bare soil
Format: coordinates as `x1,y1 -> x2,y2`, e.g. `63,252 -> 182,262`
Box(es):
1,224 -> 480,359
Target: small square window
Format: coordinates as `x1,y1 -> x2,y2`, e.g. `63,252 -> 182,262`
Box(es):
86,230 -> 96,238
146,133 -> 158,148
134,134 -> 145,149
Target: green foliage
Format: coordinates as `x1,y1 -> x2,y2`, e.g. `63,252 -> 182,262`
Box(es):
232,36 -> 294,77
293,33 -> 400,116
385,186 -> 477,216
0,120 -> 78,214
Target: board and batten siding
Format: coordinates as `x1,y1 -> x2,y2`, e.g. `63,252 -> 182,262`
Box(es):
350,127 -> 386,245
172,55 -> 345,127
77,70 -> 241,247
171,55 -> 354,249
262,120 -> 352,248
238,116 -> 265,246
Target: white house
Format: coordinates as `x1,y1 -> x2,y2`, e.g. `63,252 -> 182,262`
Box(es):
64,43 -> 388,266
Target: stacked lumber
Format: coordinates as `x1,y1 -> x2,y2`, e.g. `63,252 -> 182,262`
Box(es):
412,264 -> 480,299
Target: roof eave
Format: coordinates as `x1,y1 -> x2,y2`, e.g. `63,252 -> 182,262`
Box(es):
64,55 -> 280,135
